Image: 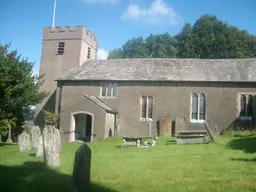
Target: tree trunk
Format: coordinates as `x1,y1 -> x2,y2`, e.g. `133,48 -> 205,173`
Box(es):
6,125 -> 13,143
0,134 -> 2,142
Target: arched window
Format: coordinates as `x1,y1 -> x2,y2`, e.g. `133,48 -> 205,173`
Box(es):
247,95 -> 253,117
191,93 -> 198,120
240,94 -> 246,116
148,96 -> 153,119
141,96 -> 147,119
199,93 -> 206,120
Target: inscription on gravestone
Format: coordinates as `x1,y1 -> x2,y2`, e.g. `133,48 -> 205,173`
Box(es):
70,143 -> 91,192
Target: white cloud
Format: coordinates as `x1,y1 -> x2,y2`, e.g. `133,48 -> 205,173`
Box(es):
121,0 -> 178,25
83,0 -> 120,4
97,49 -> 109,60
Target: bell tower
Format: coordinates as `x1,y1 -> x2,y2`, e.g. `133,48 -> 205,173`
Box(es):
38,25 -> 98,93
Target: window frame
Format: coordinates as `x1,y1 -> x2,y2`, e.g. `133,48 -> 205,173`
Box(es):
140,96 -> 154,121
237,92 -> 255,120
190,92 -> 206,123
100,82 -> 118,98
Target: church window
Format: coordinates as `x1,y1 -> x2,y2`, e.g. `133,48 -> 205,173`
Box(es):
238,93 -> 255,120
141,96 -> 154,120
101,83 -> 118,98
57,42 -> 65,55
191,93 -> 206,122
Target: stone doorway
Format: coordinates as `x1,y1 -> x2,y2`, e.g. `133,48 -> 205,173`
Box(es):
73,113 -> 93,142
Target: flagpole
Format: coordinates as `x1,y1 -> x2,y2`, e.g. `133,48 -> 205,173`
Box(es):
52,0 -> 57,28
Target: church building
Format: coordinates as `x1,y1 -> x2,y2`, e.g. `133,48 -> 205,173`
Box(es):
35,25 -> 256,143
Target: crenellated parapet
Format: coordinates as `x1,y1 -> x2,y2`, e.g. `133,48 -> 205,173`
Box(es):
43,25 -> 98,49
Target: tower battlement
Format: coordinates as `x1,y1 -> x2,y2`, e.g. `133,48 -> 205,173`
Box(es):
43,25 -> 98,49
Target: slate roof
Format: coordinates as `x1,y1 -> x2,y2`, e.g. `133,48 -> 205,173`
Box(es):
57,58 -> 256,82
83,94 -> 117,114
61,93 -> 117,114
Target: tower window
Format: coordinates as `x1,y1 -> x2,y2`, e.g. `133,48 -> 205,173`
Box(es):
87,47 -> 91,59
57,42 -> 65,55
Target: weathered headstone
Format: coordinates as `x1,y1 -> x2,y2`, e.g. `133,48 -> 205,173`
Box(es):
30,126 -> 41,148
53,127 -> 61,152
36,135 -> 43,157
43,127 -> 60,168
175,114 -> 188,133
18,131 -> 32,152
70,143 -> 91,192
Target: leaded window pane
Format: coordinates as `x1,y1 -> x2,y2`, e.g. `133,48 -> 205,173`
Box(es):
141,96 -> 147,119
199,93 -> 206,120
107,83 -> 112,97
247,95 -> 253,117
192,93 -> 198,120
148,96 -> 153,119
112,83 -> 117,97
240,95 -> 246,116
101,84 -> 106,97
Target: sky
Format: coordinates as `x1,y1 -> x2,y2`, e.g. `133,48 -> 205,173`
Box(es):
0,0 -> 256,74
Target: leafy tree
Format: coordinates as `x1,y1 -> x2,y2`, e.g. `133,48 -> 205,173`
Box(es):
44,110 -> 59,129
0,44 -> 47,141
122,37 -> 149,58
108,48 -> 124,59
176,23 -> 196,58
108,14 -> 256,59
22,120 -> 34,134
146,33 -> 177,58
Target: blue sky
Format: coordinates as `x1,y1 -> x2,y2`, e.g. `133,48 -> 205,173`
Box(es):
0,0 -> 255,73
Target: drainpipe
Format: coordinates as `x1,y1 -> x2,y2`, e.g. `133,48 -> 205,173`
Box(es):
148,120 -> 152,137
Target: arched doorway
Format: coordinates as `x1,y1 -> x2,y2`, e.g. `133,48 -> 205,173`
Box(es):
71,112 -> 94,142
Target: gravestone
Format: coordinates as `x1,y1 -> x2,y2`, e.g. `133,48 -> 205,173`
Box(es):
18,131 -> 32,152
175,115 -> 188,133
36,135 -> 43,157
30,126 -> 41,148
53,127 -> 61,152
70,143 -> 91,192
43,126 -> 60,168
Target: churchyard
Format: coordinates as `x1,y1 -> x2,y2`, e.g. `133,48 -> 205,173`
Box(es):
0,131 -> 256,192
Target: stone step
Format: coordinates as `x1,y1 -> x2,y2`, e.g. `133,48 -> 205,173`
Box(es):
176,134 -> 207,138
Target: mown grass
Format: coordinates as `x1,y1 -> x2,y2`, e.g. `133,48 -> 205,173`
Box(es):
0,133 -> 256,192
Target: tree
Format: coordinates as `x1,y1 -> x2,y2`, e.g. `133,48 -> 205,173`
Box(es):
108,48 -> 124,59
44,110 -> 59,129
0,44 -> 47,141
176,23 -> 196,58
108,14 -> 256,59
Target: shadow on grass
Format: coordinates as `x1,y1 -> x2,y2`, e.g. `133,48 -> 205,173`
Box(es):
28,153 -> 36,157
227,136 -> 256,153
230,157 -> 256,162
0,161 -> 118,192
0,143 -> 17,147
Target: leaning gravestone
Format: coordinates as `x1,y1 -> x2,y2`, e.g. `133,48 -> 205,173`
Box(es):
175,114 -> 188,133
18,131 -> 32,152
36,135 -> 43,157
30,126 -> 41,149
70,143 -> 91,192
43,126 -> 60,168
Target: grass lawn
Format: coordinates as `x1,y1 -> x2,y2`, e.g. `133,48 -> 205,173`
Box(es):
0,133 -> 256,192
